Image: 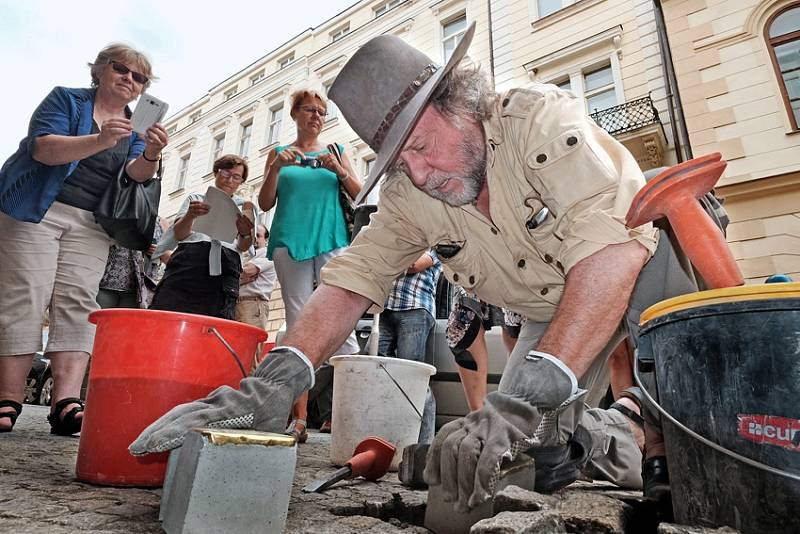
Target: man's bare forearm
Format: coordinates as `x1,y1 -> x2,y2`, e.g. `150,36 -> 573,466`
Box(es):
536,240 -> 649,379
281,283 -> 372,366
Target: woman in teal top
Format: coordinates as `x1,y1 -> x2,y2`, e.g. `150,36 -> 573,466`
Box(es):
259,89 -> 362,443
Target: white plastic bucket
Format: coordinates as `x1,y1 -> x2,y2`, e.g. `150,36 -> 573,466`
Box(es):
329,355 -> 436,471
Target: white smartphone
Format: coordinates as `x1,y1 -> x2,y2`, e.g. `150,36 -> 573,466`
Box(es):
131,93 -> 169,135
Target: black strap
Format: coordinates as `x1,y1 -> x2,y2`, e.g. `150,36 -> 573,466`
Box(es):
0,400 -> 22,423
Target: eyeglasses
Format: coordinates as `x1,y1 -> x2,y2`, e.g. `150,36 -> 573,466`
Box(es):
300,105 -> 328,118
109,61 -> 149,85
218,169 -> 244,182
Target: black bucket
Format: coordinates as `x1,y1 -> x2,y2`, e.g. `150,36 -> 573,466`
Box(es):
638,283 -> 800,533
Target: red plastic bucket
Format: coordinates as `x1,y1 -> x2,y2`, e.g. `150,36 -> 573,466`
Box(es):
76,309 -> 267,486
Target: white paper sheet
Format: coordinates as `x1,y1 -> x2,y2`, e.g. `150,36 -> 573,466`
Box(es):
192,186 -> 241,242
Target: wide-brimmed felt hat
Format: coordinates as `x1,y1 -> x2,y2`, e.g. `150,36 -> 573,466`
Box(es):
329,22 -> 476,204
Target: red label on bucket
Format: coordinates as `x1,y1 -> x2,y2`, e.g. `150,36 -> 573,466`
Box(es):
737,414 -> 800,452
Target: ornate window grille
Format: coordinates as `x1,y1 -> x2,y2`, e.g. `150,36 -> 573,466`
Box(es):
589,94 -> 660,136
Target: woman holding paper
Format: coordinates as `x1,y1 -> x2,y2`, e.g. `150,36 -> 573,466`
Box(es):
0,43 -> 166,435
258,88 -> 361,443
149,154 -> 254,319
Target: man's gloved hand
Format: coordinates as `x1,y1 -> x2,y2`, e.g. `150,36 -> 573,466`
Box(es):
423,351 -> 584,512
129,347 -> 314,456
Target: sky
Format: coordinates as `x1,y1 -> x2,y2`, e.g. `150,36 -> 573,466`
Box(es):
0,0 -> 357,158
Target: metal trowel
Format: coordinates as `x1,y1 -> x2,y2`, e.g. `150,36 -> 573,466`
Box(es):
302,436 -> 396,493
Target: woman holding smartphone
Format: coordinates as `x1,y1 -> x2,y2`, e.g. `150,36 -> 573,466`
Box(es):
0,43 -> 168,435
258,88 -> 361,443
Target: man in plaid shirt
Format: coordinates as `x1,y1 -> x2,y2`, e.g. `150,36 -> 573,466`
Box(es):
379,250 -> 442,444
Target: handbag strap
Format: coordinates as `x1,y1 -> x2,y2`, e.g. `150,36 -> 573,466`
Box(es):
327,143 -> 343,165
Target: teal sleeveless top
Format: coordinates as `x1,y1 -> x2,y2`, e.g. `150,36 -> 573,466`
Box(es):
266,144 -> 350,261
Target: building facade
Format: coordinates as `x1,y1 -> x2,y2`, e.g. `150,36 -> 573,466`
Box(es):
660,0 -> 800,282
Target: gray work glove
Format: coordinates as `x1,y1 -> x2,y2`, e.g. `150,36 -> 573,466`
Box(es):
129,347 -> 315,456
423,351 -> 584,512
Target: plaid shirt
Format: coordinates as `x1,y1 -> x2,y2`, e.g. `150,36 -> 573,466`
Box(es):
385,251 -> 442,316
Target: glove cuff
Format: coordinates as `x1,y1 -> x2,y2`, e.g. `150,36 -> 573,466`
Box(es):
498,350 -> 579,410
262,346 -> 316,389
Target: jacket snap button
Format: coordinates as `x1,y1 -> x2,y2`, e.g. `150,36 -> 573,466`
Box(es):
469,275 -> 475,284
566,136 -> 578,146
544,254 -> 553,263
517,259 -> 526,268
556,261 -> 564,270
502,98 -> 510,107
491,227 -> 498,235
536,154 -> 547,164
540,287 -> 549,295
453,273 -> 459,282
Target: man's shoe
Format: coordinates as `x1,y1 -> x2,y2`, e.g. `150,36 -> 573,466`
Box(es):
526,426 -> 592,493
643,455 -> 670,501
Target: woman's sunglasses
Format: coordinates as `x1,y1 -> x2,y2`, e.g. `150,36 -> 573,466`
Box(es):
110,61 -> 149,85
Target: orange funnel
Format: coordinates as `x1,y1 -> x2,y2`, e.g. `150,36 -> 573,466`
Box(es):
626,153 -> 743,289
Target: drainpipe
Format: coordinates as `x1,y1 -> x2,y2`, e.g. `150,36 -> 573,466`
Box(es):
486,0 -> 496,87
653,0 -> 693,162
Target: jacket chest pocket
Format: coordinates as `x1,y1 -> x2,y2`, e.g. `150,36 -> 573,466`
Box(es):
525,127 -> 616,209
523,196 -> 564,275
435,240 -> 482,291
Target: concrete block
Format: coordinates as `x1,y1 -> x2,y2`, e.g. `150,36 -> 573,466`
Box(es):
398,443 -> 429,488
424,457 -> 536,534
161,428 -> 296,534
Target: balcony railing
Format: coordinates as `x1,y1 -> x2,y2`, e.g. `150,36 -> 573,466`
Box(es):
589,95 -> 661,136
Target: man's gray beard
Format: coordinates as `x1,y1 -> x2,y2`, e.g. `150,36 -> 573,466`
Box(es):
424,139 -> 487,207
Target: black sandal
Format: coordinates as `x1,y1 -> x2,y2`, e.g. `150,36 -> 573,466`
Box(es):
0,400 -> 22,433
48,397 -> 85,436
609,386 -> 645,429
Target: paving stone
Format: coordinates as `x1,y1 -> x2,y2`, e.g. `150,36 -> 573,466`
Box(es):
470,511 -> 567,533
556,491 -> 631,533
657,523 -> 741,533
493,485 -> 559,513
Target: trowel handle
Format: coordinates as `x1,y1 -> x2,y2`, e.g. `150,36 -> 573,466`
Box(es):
347,450 -> 378,480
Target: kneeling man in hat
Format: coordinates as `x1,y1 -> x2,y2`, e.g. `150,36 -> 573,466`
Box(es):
131,24 -> 696,511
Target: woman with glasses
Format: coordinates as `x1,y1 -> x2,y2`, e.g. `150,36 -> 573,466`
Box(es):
149,154 -> 254,320
0,43 -> 168,435
258,89 -> 362,443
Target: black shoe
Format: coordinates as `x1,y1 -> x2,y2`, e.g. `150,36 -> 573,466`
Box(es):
527,426 -> 592,493
643,455 -> 670,501
47,397 -> 84,436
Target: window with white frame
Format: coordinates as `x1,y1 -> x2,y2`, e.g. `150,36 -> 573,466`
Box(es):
224,86 -> 238,101
176,154 -> 191,190
583,64 -> 617,113
211,134 -> 225,164
239,122 -> 252,157
442,15 -> 468,62
374,0 -> 401,18
167,125 -> 177,136
278,53 -> 294,70
535,0 -> 574,19
189,110 -> 201,124
267,105 -> 283,145
250,70 -> 265,86
324,83 -> 339,121
331,23 -> 350,43
364,157 -> 375,178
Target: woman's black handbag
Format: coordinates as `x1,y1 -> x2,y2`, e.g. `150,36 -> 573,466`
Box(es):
94,159 -> 162,250
327,143 -> 356,237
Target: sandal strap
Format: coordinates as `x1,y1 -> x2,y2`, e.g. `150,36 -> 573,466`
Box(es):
51,397 -> 84,413
610,402 -> 645,429
0,400 -> 22,424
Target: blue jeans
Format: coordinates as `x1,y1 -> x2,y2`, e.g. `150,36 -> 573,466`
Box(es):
378,308 -> 436,444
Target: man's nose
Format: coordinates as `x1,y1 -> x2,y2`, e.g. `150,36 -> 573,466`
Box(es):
401,153 -> 429,187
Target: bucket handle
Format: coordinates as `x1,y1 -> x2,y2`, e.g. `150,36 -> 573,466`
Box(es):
633,364 -> 800,483
205,327 -> 248,379
379,363 -> 423,421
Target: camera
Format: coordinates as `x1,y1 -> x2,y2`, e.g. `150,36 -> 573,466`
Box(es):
298,156 -> 322,169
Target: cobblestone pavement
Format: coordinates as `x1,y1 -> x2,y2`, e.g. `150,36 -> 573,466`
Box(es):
0,405 -> 735,533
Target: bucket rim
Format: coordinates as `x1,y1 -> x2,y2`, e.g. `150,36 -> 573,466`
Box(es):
88,309 -> 269,341
640,282 -> 800,326
329,355 -> 436,376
